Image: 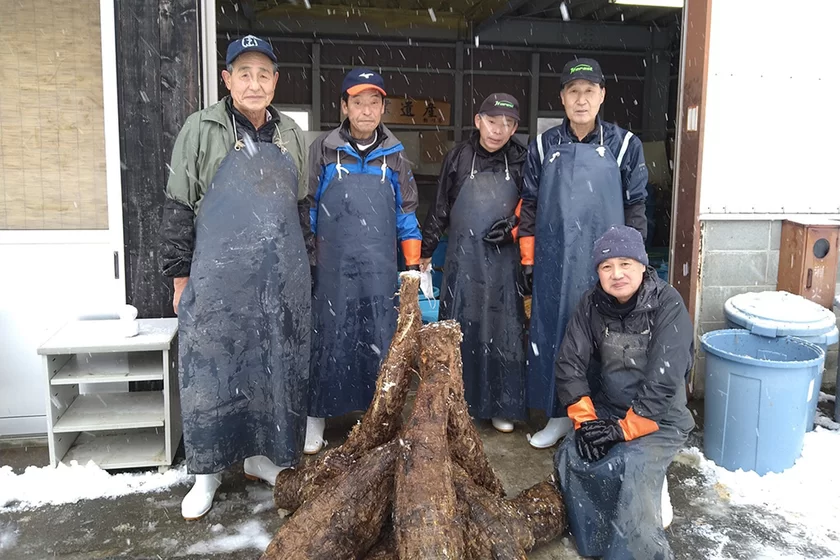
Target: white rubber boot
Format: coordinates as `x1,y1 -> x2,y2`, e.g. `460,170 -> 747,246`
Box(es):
244,455 -> 284,485
304,416 -> 326,455
181,473 -> 222,520
491,417 -> 514,433
527,417 -> 573,449
662,477 -> 674,529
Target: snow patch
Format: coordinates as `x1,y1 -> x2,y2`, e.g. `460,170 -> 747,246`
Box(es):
682,425 -> 840,556
185,519 -> 272,554
0,522 -> 19,551
0,461 -> 190,511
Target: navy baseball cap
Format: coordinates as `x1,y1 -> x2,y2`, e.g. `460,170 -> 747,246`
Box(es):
561,58 -> 605,87
342,68 -> 387,97
226,35 -> 277,66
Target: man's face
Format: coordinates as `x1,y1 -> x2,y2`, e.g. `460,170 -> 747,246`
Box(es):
221,52 -> 278,115
474,114 -> 518,153
597,257 -> 646,303
341,90 -> 385,137
560,79 -> 605,129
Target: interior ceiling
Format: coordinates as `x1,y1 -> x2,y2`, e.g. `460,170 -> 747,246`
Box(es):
250,0 -> 682,27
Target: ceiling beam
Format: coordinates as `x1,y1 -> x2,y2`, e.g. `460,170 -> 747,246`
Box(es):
590,3 -> 623,21
473,0 -> 537,32
219,7 -> 655,52
477,18 -> 652,50
519,0 -> 560,17
574,0 -> 609,19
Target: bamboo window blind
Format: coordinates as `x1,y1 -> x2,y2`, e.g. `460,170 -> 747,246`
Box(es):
0,0 -> 108,230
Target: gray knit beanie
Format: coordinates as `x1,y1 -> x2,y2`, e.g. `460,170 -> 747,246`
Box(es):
592,225 -> 649,270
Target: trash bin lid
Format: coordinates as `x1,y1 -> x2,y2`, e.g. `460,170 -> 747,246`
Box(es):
724,291 -> 838,339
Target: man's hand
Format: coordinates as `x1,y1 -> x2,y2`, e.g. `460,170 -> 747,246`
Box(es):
173,277 -> 189,315
483,215 -> 518,245
521,265 -> 534,296
579,418 -> 625,448
575,426 -> 609,462
419,257 -> 432,272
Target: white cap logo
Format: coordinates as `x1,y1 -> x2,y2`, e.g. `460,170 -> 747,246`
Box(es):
241,35 -> 259,48
358,72 -> 374,79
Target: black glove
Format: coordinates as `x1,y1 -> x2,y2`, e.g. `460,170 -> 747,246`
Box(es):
521,265 -> 534,296
575,428 -> 609,462
482,215 -> 519,245
579,418 -> 626,448
406,264 -> 420,272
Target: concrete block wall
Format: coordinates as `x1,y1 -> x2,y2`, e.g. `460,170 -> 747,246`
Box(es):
693,220 -> 840,398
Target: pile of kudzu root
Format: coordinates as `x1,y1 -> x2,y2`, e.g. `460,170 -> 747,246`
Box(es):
262,273 -> 567,560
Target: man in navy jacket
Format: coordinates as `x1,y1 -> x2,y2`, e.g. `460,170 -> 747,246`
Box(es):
519,58 -> 649,448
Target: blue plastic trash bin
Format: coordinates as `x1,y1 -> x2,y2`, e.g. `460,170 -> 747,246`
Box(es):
419,290 -> 439,324
724,291 -> 839,431
701,329 -> 825,475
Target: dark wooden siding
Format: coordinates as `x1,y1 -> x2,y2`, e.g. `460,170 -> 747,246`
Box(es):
116,0 -> 200,318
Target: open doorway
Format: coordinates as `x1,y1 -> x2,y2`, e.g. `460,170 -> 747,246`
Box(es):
211,0 -> 690,299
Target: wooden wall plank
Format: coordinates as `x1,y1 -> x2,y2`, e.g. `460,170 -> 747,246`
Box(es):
115,0 -> 200,318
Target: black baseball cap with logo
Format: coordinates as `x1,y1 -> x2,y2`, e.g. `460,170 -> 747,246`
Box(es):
478,93 -> 520,121
560,58 -> 605,87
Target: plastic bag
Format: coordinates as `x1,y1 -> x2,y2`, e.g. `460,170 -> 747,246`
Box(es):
420,269 -> 436,307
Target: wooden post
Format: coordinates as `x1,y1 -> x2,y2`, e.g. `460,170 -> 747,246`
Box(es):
670,0 -> 712,319
116,0 -> 201,318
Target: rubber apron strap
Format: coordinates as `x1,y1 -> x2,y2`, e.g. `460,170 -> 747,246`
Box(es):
469,152 -> 510,181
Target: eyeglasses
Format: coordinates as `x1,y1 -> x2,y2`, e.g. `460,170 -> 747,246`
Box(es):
478,114 -> 516,131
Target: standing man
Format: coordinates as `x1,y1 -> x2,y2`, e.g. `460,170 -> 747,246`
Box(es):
159,35 -> 312,520
304,69 -> 421,453
520,58 -> 649,448
420,93 -> 528,433
554,225 -> 694,559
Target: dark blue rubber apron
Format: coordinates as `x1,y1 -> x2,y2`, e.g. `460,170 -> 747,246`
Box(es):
309,150 -> 398,417
527,124 -> 625,416
440,153 -> 527,420
178,134 -> 311,474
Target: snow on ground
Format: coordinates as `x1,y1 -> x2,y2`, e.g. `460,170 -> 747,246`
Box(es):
0,521 -> 19,551
682,421 -> 840,558
0,460 -> 191,511
183,520 -> 271,555
246,485 -> 276,515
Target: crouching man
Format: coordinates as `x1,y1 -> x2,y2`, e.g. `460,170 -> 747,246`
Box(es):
553,225 -> 694,560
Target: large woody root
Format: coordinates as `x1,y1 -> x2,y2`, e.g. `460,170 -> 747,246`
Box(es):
272,272 -> 422,511
455,469 -> 567,559
394,321 -> 465,559
444,329 -> 505,497
261,441 -> 398,560
265,313 -> 567,560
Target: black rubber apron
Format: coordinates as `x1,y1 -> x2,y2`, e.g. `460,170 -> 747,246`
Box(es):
555,408 -> 687,560
527,125 -> 625,416
178,140 -> 311,474
440,153 -> 527,420
309,169 -> 398,417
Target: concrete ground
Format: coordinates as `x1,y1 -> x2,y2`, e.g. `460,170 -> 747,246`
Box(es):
1,400 -> 837,559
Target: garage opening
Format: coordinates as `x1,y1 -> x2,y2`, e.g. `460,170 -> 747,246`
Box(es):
213,0 -> 684,283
